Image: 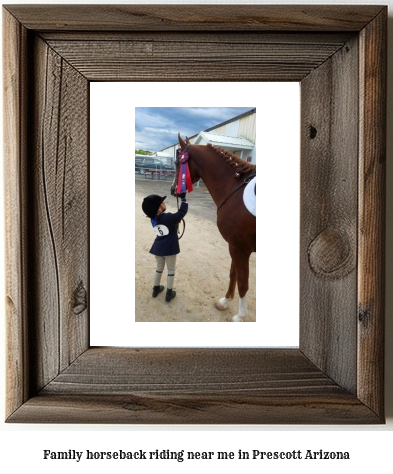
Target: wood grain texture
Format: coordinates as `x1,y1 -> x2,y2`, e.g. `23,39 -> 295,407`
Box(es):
40,31 -> 354,43
9,392 -> 379,425
300,36 -> 359,394
7,349 -> 380,424
3,5 -> 386,424
45,36 -> 348,82
3,4 -> 385,32
29,36 -> 89,391
3,8 -> 30,418
357,8 -> 387,417
43,348 -> 341,395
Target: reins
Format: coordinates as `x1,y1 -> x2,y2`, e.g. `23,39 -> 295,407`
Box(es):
176,195 -> 186,239
217,172 -> 256,213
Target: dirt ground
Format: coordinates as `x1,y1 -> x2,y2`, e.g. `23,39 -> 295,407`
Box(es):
135,176 -> 256,322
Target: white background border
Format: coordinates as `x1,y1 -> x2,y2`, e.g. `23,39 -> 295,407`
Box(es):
90,82 -> 300,347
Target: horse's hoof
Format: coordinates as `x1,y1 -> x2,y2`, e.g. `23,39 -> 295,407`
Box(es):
215,301 -> 227,310
215,297 -> 232,310
232,315 -> 244,322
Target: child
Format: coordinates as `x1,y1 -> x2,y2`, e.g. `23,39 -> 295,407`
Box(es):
142,193 -> 188,302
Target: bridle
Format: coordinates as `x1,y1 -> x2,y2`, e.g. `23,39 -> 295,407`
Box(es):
171,145 -> 190,239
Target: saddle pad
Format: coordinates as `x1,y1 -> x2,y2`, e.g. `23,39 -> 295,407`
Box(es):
243,176 -> 256,216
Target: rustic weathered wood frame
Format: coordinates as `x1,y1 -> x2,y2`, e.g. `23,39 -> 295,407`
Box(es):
3,5 -> 386,424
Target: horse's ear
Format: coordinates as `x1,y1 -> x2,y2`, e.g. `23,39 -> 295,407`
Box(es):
185,136 -> 190,144
178,133 -> 187,150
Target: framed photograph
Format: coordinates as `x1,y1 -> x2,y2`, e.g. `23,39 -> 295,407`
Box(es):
4,5 -> 386,423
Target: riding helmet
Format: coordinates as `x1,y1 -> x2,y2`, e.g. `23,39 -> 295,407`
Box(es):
142,194 -> 166,218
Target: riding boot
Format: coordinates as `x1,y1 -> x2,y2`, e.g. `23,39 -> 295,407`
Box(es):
152,285 -> 164,297
165,289 -> 176,302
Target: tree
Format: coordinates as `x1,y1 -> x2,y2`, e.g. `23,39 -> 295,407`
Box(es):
135,149 -> 152,155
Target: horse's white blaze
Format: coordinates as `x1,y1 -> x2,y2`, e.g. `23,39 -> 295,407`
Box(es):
232,296 -> 247,322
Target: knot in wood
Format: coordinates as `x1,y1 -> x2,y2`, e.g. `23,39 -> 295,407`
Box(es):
309,125 -> 317,139
308,228 -> 355,279
72,281 -> 87,315
358,307 -> 370,325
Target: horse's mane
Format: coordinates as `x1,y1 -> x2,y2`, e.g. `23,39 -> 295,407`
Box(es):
207,144 -> 256,179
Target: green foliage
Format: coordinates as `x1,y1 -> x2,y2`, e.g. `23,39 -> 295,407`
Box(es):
135,149 -> 152,155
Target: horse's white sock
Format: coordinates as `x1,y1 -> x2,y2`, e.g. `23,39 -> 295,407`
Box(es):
233,296 -> 247,322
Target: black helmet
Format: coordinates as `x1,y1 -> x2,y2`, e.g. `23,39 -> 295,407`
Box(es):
142,194 -> 166,218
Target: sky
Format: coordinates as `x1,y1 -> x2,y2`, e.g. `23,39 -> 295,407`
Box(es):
135,107 -> 254,152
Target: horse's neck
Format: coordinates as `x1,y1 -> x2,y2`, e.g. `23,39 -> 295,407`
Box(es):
192,148 -> 236,207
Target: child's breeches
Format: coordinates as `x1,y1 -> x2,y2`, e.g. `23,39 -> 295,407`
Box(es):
154,255 -> 177,290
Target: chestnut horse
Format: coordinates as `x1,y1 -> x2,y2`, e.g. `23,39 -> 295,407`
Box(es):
171,134 -> 256,322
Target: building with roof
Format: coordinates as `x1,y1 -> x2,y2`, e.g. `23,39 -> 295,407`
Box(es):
152,108 -> 256,166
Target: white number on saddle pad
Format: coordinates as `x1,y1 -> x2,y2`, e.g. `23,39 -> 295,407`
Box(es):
153,224 -> 169,237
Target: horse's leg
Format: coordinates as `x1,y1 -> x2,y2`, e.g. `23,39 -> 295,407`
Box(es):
231,253 -> 250,322
214,258 -> 236,310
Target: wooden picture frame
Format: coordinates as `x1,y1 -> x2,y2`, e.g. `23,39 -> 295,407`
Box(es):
3,5 -> 386,424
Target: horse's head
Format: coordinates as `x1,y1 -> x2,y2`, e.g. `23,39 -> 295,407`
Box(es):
170,133 -> 200,197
